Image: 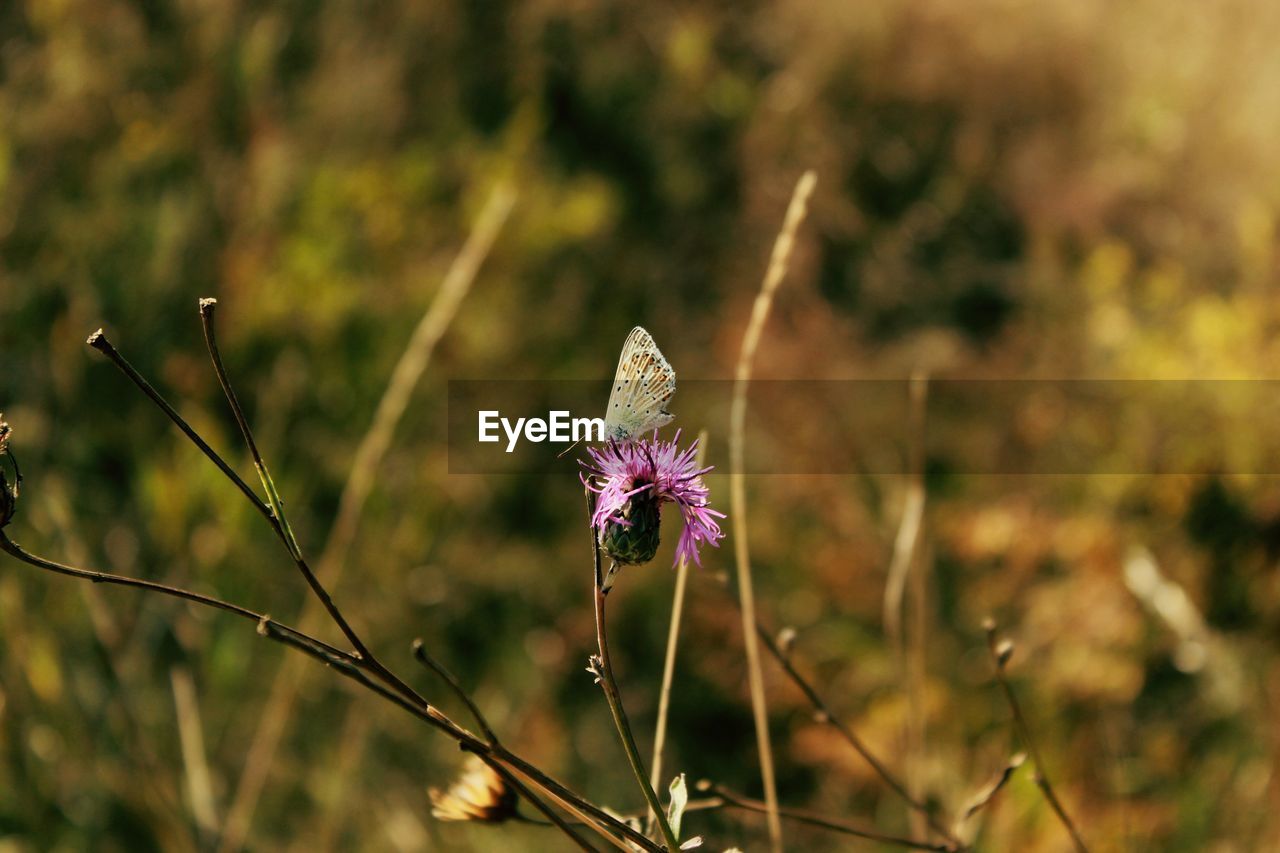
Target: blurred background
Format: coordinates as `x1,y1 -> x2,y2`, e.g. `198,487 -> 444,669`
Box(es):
3,0 -> 1280,850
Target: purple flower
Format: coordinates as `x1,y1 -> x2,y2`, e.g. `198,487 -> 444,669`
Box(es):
582,430 -> 725,568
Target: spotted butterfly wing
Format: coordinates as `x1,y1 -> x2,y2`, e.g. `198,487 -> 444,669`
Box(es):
604,326 -> 676,442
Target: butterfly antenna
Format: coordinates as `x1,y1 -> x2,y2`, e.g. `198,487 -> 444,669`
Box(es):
556,440 -> 581,459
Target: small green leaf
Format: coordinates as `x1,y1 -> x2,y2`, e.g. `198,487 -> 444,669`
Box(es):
667,773 -> 689,840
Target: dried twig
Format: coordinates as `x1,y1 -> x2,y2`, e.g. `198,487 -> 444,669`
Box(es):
199,300 -> 368,656
75,325 -> 661,853
0,518 -> 658,853
959,752 -> 1025,822
468,749 -> 601,853
413,638 -> 498,745
750,614 -> 961,848
647,430 -> 708,833
219,183 -> 514,852
695,781 -> 951,852
983,620 -> 1088,853
729,169 -> 817,853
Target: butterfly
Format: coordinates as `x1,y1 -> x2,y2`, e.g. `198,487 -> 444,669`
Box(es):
604,326 -> 676,442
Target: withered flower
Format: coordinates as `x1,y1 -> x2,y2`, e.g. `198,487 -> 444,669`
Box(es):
429,755 -> 517,823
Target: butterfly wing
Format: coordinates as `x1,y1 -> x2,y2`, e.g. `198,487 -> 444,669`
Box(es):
604,326 -> 676,442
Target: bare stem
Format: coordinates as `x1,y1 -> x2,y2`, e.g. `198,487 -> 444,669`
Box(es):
983,620 -> 1088,853
85,330 -> 270,522
469,750 -> 600,852
197,300 -> 370,654
751,613 -> 961,848
587,492 -> 680,851
647,431 -> 707,835
696,782 -> 952,852
413,638 -> 498,744
729,169 -> 817,853
0,531 -> 355,664
0,528 -> 657,852
197,299 -> 301,559
502,761 -> 639,853
92,320 -> 425,714
218,184 -> 513,852
960,753 -> 1026,822
495,745 -> 662,853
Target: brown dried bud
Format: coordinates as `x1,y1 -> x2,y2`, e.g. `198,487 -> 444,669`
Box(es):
776,626 -> 798,657
996,639 -> 1015,667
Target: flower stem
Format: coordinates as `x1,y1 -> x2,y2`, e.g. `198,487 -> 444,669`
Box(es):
594,582 -> 680,851
587,491 -> 680,851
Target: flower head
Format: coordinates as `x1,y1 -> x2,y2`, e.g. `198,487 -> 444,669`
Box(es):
429,755 -> 517,823
582,430 -> 725,568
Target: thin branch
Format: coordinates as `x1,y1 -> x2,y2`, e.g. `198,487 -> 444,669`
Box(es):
468,749 -> 601,853
960,753 -> 1026,822
587,490 -> 680,851
413,638 -> 498,744
85,330 -> 271,521
198,299 -> 370,660
198,298 -> 302,559
695,783 -> 951,852
219,184 -> 513,852
502,761 -> 640,853
0,531 -> 355,664
274,625 -> 661,851
93,319 -> 428,713
647,430 -> 708,835
983,620 -> 1089,853
76,303 -> 672,853
751,612 -> 961,847
0,523 -> 659,853
494,745 -> 663,853
729,169 -> 817,853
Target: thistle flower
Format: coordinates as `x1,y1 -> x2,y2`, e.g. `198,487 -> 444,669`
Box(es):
582,430 -> 725,568
429,755 -> 517,823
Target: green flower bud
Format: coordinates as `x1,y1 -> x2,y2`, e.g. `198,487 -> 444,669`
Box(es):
598,488 -> 662,566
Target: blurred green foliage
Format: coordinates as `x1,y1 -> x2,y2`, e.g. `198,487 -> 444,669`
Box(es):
4,0 -> 1280,850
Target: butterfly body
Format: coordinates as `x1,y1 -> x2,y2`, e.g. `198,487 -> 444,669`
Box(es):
603,326 -> 676,443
